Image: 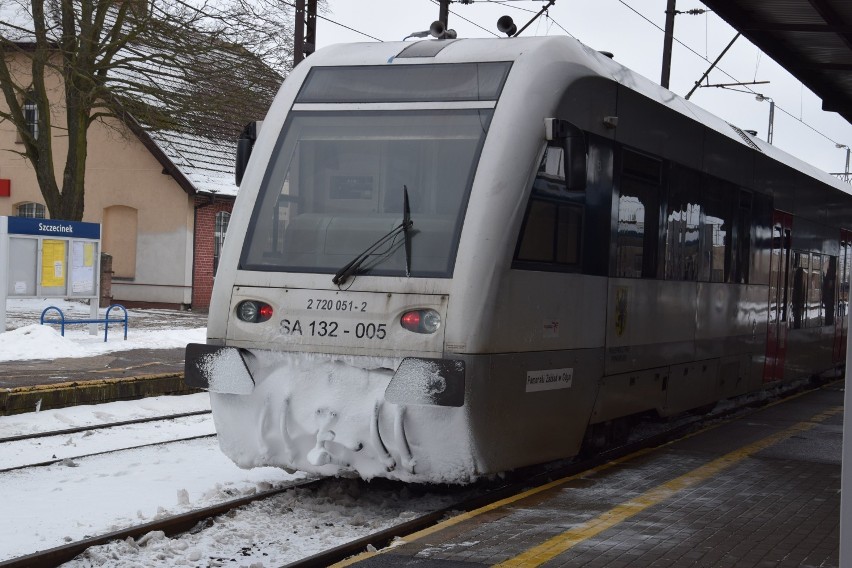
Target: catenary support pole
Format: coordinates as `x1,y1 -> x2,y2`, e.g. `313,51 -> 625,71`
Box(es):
305,0 -> 317,58
439,0 -> 450,27
294,0 -> 305,67
661,0 -> 676,89
767,99 -> 775,144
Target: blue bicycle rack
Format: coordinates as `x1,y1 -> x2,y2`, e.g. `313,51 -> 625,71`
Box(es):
40,304 -> 128,342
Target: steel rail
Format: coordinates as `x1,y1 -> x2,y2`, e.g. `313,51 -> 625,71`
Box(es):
0,433 -> 216,474
0,409 -> 211,444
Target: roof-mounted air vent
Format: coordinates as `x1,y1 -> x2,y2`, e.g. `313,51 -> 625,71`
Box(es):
396,39 -> 458,59
728,123 -> 763,152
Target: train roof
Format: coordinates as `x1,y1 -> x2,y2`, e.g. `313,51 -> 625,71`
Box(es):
305,36 -> 852,200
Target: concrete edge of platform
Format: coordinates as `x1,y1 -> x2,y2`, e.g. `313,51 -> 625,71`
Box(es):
0,374 -> 201,416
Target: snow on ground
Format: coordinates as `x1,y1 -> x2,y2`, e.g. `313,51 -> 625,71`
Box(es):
0,395 -> 460,566
0,298 -> 206,362
1,395 -> 216,470
0,394 -> 305,562
0,393 -> 212,439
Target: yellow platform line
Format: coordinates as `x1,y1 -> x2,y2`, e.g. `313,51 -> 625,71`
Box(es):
494,405 -> 843,567
331,388 -> 835,568
331,443 -> 663,568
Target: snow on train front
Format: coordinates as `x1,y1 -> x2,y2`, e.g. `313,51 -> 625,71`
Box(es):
185,285 -> 481,483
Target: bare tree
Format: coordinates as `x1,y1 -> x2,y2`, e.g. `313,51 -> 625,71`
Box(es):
0,0 -> 288,220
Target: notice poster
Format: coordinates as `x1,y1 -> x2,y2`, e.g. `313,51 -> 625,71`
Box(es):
41,239 -> 66,288
71,241 -> 95,294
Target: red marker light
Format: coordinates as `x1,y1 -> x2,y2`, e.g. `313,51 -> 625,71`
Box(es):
400,311 -> 421,330
258,304 -> 274,322
400,309 -> 441,333
236,300 -> 274,323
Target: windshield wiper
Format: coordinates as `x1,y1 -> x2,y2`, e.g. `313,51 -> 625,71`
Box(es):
332,185 -> 414,286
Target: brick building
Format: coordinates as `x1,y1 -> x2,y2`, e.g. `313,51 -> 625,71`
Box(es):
192,196 -> 234,309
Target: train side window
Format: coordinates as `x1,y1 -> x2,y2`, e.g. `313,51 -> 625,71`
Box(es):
700,178 -> 734,282
791,251 -> 809,329
664,166 -> 700,280
824,255 -> 837,327
733,191 -> 753,283
839,238 -> 851,323
808,253 -> 824,327
513,144 -> 583,269
616,149 -> 661,279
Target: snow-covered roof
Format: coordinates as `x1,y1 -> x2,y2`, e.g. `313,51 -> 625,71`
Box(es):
138,128 -> 239,196
1,2 -> 282,198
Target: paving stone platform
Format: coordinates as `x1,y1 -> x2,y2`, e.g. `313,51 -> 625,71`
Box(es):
343,384 -> 843,568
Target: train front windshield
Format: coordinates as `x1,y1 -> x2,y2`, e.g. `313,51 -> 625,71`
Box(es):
239,61 -> 513,279
240,109 -> 493,278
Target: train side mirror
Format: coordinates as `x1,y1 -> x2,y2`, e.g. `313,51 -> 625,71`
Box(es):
565,133 -> 587,191
235,121 -> 262,186
545,118 -> 587,191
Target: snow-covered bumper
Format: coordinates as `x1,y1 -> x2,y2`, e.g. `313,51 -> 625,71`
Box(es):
184,344 -> 474,483
185,343 -> 465,406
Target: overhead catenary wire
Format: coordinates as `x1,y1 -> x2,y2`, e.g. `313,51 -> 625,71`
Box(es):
614,0 -> 845,148
428,0 -> 501,37
482,0 -> 573,36
295,0 -> 840,148
278,0 -> 384,41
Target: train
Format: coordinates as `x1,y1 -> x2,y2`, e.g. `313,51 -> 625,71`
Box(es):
185,34 -> 852,484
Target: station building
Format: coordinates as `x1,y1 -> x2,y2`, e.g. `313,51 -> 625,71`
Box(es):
0,8 -> 280,310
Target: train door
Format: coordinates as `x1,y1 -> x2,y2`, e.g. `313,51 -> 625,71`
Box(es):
833,229 -> 851,363
764,211 -> 793,382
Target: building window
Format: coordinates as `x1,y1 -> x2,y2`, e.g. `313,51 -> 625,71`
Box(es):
23,92 -> 38,140
214,211 -> 230,273
103,205 -> 138,279
16,202 -> 46,218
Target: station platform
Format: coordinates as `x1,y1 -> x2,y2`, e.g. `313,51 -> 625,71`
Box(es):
0,348 -> 195,416
342,383 -> 844,568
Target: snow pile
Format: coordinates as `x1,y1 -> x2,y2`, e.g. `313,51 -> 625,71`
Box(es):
210,351 -> 479,484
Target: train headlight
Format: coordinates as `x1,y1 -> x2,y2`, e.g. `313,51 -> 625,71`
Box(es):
400,309 -> 441,334
236,300 -> 274,323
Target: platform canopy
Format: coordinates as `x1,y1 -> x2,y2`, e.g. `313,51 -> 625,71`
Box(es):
700,0 -> 852,125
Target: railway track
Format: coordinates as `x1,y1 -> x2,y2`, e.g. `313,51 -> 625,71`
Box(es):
0,479 -> 320,568
0,409 -> 211,444
0,379 -> 828,567
0,410 -> 215,472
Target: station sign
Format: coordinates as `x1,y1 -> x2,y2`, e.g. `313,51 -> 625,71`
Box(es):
6,217 -> 101,239
0,216 -> 102,332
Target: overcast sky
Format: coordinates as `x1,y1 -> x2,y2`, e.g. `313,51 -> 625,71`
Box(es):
313,0 -> 852,178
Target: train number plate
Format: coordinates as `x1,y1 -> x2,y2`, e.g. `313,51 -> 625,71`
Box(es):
306,298 -> 368,312
280,319 -> 387,340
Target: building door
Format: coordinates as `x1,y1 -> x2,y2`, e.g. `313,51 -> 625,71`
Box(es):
764,211 -> 793,382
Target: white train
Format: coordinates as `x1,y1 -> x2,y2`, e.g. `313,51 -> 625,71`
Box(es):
185,35 -> 852,483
